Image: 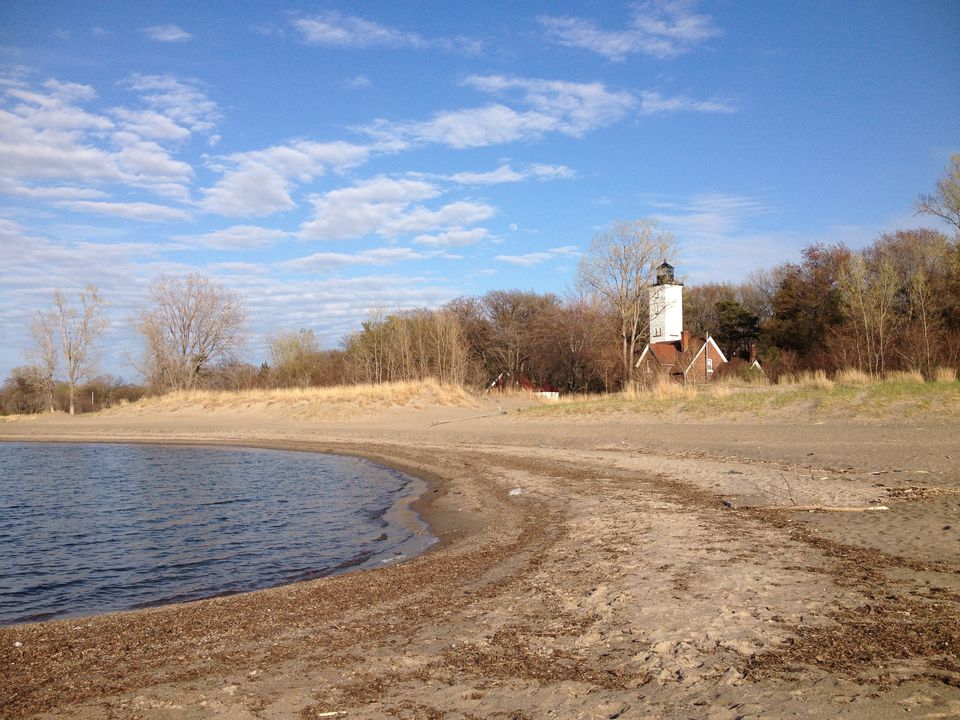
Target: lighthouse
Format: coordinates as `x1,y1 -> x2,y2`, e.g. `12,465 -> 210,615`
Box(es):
649,262 -> 683,343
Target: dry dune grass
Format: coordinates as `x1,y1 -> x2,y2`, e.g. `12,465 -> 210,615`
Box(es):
832,368 -> 873,385
777,369 -> 834,388
934,366 -> 958,382
101,379 -> 478,418
885,369 -> 925,383
525,369 -> 960,421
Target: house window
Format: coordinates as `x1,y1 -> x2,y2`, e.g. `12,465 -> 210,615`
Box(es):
706,358 -> 714,373
653,327 -> 661,337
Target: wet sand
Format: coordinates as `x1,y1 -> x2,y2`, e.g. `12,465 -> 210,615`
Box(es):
1,397 -> 958,719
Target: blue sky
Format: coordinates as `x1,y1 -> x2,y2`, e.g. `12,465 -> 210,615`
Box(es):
1,1 -> 958,380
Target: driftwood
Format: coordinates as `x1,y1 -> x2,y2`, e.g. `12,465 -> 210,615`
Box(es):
723,500 -> 889,513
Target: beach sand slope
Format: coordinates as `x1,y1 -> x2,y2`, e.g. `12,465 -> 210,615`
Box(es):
1,398 -> 958,719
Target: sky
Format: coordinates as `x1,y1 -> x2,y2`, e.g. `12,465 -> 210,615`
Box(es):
1,1 -> 958,381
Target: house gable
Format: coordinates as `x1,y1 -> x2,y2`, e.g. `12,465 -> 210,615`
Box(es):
636,335 -> 728,383
681,335 -> 728,382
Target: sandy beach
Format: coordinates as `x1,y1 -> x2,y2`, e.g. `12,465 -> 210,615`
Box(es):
1,395 -> 959,719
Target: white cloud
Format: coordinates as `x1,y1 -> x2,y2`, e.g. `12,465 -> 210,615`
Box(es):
426,105 -> 551,147
0,219 -> 233,379
361,75 -> 635,149
449,163 -> 576,185
0,220 -> 465,382
201,140 -> 370,217
123,74 -> 220,135
56,200 -> 193,223
112,132 -> 193,188
494,245 -> 579,266
449,165 -> 525,185
539,1 -> 721,61
300,177 -> 442,241
529,163 -> 577,180
172,225 -> 290,250
0,180 -> 107,200
649,193 -> 770,239
300,176 -> 494,241
643,193 -> 790,281
293,12 -> 416,48
291,12 -> 480,53
280,246 -> 440,272
638,91 -> 735,115
382,200 -> 495,236
345,74 -> 371,89
464,75 -> 636,136
41,79 -> 98,102
143,25 -> 192,42
0,73 -> 220,204
111,108 -> 192,141
413,228 -> 490,247
0,88 -> 122,185
232,273 -> 464,359
4,79 -> 112,135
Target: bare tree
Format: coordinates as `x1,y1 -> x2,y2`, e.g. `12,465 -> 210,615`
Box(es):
916,154 -> 960,234
137,274 -> 246,391
869,229 -> 950,375
481,290 -> 558,385
577,219 -> 674,386
27,313 -> 58,412
270,329 -> 321,388
837,254 -> 899,377
37,285 -> 109,415
343,308 -> 469,386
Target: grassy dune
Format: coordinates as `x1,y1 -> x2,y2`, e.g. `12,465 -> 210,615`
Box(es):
523,371 -> 960,421
99,379 -> 478,418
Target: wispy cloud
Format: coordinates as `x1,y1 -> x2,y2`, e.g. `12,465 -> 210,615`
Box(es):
494,245 -> 580,266
540,1 -> 721,62
344,74 -> 371,90
291,12 -> 480,53
123,74 -> 220,135
412,228 -> 491,247
111,108 -> 193,141
0,180 -> 108,201
172,225 -> 290,250
55,200 -> 193,223
649,193 -> 771,238
361,75 -> 636,149
280,247 -> 445,272
645,193 -> 785,281
638,91 -> 735,115
0,215 -> 463,379
0,74 -> 221,206
449,163 -> 575,185
464,75 -> 637,137
298,176 -> 495,241
143,25 -> 193,43
201,140 -> 370,217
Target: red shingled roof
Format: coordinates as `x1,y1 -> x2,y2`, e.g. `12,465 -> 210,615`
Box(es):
648,341 -> 682,366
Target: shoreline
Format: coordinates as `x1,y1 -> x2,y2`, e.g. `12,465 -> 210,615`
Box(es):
0,436 -> 452,629
2,406 -> 959,718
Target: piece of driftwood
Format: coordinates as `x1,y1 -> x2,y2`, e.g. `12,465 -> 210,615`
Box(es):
734,503 -> 889,513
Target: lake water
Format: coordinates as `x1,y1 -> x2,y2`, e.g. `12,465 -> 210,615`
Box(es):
0,442 -> 434,626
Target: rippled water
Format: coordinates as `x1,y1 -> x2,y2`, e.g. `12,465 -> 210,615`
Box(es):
0,442 -> 434,626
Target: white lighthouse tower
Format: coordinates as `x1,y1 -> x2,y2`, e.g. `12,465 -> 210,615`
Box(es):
649,262 -> 683,343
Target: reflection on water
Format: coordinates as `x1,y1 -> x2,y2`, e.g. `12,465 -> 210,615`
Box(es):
0,442 -> 433,625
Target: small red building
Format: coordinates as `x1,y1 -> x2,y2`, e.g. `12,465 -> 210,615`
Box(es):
636,330 -> 728,384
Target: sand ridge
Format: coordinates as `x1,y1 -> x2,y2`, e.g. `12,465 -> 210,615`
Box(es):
1,397 -> 958,719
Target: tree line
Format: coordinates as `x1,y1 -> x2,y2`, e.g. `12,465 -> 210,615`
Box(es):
3,155 -> 958,413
